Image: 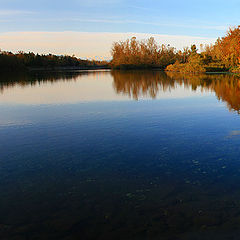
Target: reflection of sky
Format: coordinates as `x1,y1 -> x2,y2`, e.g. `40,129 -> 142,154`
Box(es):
0,72 -> 213,105
1,70 -> 240,239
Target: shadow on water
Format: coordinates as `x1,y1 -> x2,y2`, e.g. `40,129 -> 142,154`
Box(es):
1,70 -> 240,239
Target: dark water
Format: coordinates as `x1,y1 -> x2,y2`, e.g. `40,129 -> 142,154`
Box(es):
1,70 -> 240,239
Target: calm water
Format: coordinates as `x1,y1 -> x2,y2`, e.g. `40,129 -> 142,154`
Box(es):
1,70 -> 240,239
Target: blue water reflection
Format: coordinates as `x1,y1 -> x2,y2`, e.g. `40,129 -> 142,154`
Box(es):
1,71 -> 240,239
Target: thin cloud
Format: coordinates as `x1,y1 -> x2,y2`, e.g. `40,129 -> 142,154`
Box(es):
0,10 -> 35,16
75,0 -> 122,6
70,18 -> 228,31
128,5 -> 158,11
0,20 -> 12,22
24,16 -> 227,31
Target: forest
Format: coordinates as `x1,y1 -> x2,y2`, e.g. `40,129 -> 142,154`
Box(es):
111,25 -> 240,72
0,51 -> 109,72
1,25 -> 240,72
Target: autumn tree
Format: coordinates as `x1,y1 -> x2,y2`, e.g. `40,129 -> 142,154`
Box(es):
214,26 -> 240,67
111,37 -> 176,69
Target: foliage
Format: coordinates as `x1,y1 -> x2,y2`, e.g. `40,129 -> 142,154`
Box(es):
165,26 -> 240,73
214,26 -> 240,68
2,26 -> 240,73
166,49 -> 205,73
111,37 -> 176,69
0,51 -> 109,71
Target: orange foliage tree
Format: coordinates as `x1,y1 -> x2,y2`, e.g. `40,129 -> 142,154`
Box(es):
111,37 -> 176,69
215,26 -> 240,68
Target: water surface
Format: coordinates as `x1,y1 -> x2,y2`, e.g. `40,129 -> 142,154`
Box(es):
1,70 -> 240,239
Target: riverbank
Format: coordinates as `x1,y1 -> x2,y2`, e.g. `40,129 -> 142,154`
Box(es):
165,61 -> 228,73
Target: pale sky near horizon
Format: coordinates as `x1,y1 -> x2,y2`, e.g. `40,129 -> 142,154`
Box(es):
0,0 -> 239,58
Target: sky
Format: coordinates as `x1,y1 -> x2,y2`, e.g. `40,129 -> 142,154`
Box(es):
0,0 -> 239,59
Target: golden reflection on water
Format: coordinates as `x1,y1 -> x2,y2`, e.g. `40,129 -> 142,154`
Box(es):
0,70 -> 208,104
166,72 -> 240,113
1,70 -> 240,113
112,71 -> 240,113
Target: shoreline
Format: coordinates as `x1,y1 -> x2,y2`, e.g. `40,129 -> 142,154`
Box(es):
28,65 -> 111,71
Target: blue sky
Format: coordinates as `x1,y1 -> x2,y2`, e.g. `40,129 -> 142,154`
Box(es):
0,0 -> 239,57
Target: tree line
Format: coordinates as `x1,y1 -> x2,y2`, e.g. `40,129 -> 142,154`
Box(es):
2,25 -> 240,72
111,26 -> 240,72
0,51 -> 109,71
110,37 -> 176,69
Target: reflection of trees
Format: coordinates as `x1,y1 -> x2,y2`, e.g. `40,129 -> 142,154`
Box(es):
112,70 -> 176,100
166,72 -> 240,113
0,71 -> 109,94
112,70 -> 240,113
2,70 -> 240,113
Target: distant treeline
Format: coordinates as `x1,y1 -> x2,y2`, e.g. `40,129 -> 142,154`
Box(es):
0,51 -> 109,71
111,26 -> 240,72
